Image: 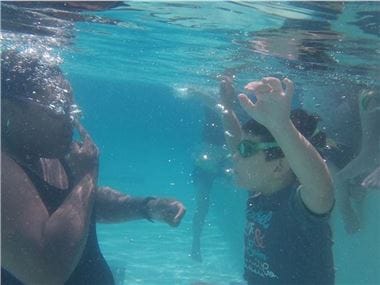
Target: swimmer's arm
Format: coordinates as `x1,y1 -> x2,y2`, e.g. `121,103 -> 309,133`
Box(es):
270,121 -> 334,214
191,88 -> 218,109
95,186 -> 153,222
219,77 -> 242,152
95,187 -> 186,226
2,154 -> 96,285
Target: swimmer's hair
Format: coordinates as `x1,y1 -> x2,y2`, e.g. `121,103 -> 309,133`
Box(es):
242,108 -> 326,161
1,50 -> 72,104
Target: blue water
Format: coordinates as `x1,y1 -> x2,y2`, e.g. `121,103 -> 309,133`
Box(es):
2,1 -> 380,284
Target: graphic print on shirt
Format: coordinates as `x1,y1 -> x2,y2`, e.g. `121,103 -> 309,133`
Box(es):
245,209 -> 278,279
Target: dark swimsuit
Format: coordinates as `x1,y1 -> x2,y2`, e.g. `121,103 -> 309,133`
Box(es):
1,158 -> 114,285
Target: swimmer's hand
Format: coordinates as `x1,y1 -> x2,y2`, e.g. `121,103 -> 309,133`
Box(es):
147,198 -> 186,227
65,122 -> 99,184
240,77 -> 294,131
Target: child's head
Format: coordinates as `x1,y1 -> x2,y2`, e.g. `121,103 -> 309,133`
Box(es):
232,109 -> 326,193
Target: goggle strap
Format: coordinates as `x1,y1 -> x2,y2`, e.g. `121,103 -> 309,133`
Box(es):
255,142 -> 279,150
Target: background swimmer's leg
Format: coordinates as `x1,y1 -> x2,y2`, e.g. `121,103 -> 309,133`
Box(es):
191,168 -> 215,262
334,90 -> 380,234
346,90 -> 380,196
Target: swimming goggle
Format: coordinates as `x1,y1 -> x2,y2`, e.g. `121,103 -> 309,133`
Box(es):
237,140 -> 279,158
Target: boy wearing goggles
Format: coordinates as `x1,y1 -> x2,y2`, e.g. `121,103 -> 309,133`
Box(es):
220,76 -> 334,284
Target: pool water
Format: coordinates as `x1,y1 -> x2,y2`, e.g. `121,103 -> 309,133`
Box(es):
2,1 -> 380,284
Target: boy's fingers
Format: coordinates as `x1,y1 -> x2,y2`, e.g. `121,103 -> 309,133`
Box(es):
238,93 -> 256,116
245,82 -> 272,95
262,77 -> 283,92
244,81 -> 263,91
282,78 -> 294,98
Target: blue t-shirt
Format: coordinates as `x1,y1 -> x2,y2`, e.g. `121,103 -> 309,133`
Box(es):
244,185 -> 334,285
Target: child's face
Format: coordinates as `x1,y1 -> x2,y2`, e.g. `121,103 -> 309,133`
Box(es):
232,134 -> 279,192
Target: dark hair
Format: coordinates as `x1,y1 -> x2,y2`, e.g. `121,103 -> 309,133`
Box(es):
1,50 -> 73,106
242,108 -> 326,161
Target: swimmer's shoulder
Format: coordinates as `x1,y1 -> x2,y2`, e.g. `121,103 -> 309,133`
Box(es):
2,151 -> 39,196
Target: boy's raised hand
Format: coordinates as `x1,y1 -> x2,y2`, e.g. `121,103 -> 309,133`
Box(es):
238,77 -> 294,131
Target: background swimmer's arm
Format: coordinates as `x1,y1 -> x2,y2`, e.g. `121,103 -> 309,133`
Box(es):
362,166 -> 380,188
2,153 -> 96,285
336,180 -> 361,234
190,88 -> 218,110
329,162 -> 361,234
219,76 -> 242,152
95,186 -> 186,227
173,85 -> 217,109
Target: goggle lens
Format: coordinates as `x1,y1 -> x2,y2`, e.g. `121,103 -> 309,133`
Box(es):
237,140 -> 279,158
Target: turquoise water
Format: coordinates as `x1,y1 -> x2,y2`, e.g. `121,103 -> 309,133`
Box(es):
2,1 -> 380,284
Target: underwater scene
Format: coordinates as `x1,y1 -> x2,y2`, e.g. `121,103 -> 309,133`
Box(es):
1,1 -> 379,285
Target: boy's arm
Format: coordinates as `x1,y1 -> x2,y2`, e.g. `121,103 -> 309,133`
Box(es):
95,186 -> 186,227
270,120 -> 334,214
240,77 -> 334,214
219,76 -> 242,152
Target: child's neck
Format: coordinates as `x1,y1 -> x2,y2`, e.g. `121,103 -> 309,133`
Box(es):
256,177 -> 296,196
